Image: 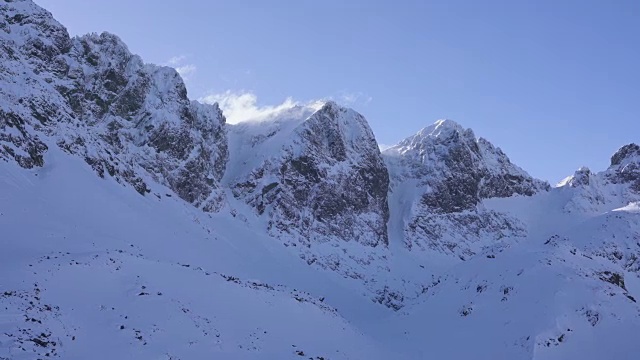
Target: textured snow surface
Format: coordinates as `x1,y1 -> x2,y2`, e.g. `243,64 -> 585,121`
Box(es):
0,150 -> 384,359
3,145 -> 640,359
2,1 -> 640,359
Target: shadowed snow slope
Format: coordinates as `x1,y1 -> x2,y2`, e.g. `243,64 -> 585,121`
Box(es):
0,148 -> 385,360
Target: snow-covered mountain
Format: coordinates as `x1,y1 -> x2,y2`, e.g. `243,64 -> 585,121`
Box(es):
2,1 -> 640,359
0,0 -> 228,211
383,119 -> 549,259
226,102 -> 390,280
558,144 -> 640,214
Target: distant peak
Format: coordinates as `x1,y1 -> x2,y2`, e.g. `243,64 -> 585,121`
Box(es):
321,100 -> 339,109
557,166 -> 592,188
434,118 -> 462,128
316,100 -> 351,115
315,100 -> 338,114
79,31 -> 130,50
99,31 -> 127,45
416,119 -> 466,139
383,119 -> 478,155
311,101 -> 362,123
611,143 -> 640,167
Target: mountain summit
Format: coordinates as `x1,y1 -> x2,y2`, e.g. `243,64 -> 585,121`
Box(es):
0,0 -> 228,210
383,120 -> 549,257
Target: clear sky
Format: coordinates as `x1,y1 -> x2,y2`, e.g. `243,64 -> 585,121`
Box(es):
35,0 -> 640,183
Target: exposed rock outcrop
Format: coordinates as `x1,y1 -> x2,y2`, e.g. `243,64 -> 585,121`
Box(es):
0,0 -> 228,210
384,119 -> 548,258
228,102 -> 389,248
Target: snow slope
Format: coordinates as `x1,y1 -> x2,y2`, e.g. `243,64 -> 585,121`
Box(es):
0,146 -> 385,360
4,142 -> 640,360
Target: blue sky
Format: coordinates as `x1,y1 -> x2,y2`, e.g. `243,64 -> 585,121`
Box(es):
36,0 -> 640,183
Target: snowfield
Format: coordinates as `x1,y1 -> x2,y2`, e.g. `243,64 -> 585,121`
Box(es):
3,136 -> 640,360
0,148 -> 384,360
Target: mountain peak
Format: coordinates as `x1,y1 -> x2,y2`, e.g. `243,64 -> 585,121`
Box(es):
312,100 -> 346,120
416,119 -> 465,139
557,166 -> 593,188
433,118 -> 462,129
2,0 -> 71,56
384,119 -> 477,158
611,143 -> 640,167
79,31 -> 130,51
320,100 -> 339,110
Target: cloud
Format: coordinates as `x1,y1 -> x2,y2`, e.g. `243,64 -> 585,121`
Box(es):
198,89 -> 373,125
167,55 -> 187,66
165,55 -> 196,79
336,91 -> 373,106
175,64 -> 196,78
200,90 -> 323,124
378,144 -> 392,151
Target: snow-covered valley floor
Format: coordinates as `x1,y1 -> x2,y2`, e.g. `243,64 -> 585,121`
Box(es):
0,147 -> 388,359
2,144 -> 640,360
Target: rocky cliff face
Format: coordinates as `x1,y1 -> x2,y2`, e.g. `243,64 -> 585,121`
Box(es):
225,102 -> 390,278
558,144 -> 640,214
384,120 -> 549,212
1,0 -> 394,281
8,0 -> 639,306
608,143 -> 640,191
2,1 -> 554,266
0,0 -> 228,210
384,120 -> 549,258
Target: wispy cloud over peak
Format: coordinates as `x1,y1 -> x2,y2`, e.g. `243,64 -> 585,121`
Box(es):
165,55 -> 196,79
199,90 -> 324,124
